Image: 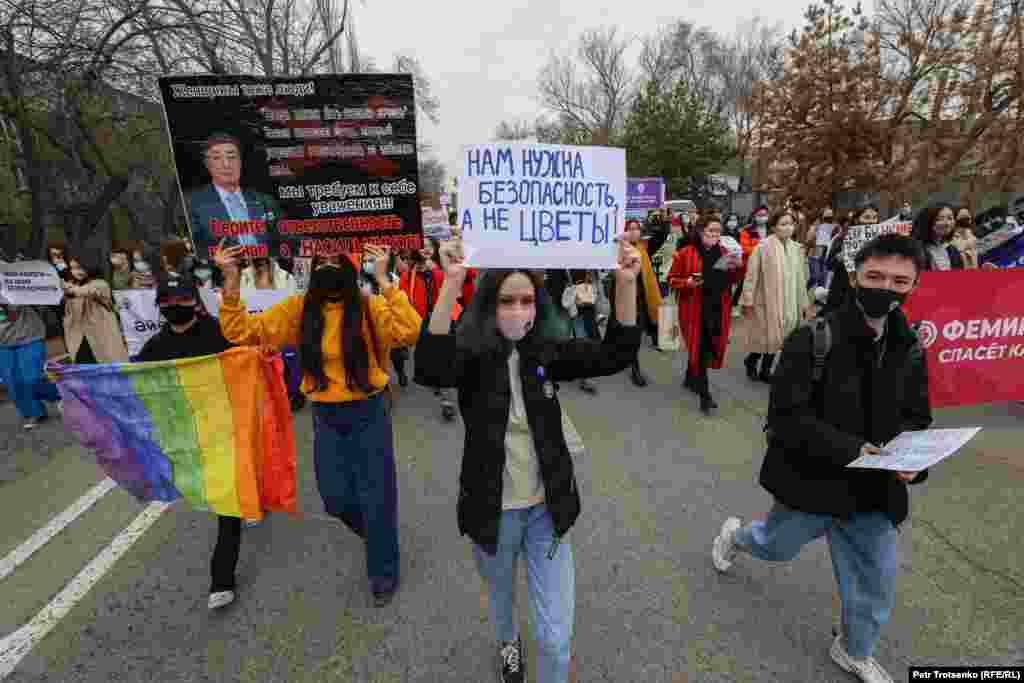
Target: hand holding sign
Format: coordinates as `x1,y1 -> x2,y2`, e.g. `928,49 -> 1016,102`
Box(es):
615,242 -> 642,284
439,240 -> 467,286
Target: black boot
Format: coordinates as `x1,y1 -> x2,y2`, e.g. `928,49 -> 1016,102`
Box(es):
698,373 -> 717,414
683,369 -> 699,394
758,354 -> 775,384
744,354 -> 760,381
630,359 -> 648,387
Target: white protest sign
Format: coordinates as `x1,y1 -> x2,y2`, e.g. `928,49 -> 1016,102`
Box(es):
115,287 -> 294,357
199,287 -> 292,318
842,222 -> 913,272
114,289 -> 161,357
0,260 -> 63,305
422,205 -> 451,240
458,143 -> 626,269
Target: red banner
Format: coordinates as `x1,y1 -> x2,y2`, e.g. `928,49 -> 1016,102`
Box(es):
903,270 -> 1024,408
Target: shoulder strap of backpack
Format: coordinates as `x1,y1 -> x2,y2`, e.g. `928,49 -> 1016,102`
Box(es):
809,316 -> 832,384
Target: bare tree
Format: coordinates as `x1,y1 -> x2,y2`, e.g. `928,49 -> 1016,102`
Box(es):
753,0 -> 1023,211
536,26 -> 635,144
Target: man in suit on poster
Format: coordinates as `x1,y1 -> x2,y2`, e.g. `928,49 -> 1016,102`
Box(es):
187,132 -> 282,255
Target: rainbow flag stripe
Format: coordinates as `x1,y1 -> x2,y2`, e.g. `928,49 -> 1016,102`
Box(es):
49,348 -> 297,519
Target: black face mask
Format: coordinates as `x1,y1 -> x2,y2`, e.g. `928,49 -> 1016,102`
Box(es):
162,305 -> 197,326
855,286 -> 906,319
311,264 -> 353,299
957,217 -> 972,227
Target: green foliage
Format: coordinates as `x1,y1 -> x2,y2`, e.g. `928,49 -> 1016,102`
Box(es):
620,80 -> 735,195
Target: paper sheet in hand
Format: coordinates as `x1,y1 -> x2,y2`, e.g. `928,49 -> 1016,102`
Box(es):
846,428 -> 981,472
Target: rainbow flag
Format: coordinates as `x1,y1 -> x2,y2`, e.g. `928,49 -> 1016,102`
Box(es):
49,348 -> 297,519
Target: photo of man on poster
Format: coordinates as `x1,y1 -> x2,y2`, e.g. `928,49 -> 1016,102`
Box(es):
186,132 -> 283,253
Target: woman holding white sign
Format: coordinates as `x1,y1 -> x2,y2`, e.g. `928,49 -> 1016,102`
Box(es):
415,240 -> 642,683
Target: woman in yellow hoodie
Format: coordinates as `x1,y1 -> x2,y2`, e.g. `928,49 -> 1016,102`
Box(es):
215,244 -> 421,607
620,219 -> 662,386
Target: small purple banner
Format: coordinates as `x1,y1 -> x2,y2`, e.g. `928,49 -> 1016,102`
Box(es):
626,177 -> 665,211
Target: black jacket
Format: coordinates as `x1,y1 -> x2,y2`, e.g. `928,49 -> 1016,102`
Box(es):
923,243 -> 965,271
414,321 -> 642,554
761,299 -> 932,527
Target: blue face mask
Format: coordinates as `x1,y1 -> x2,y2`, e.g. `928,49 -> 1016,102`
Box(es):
194,268 -> 213,281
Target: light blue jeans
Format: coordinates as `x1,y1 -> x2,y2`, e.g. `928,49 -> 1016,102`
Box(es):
734,502 -> 898,658
473,504 -> 574,683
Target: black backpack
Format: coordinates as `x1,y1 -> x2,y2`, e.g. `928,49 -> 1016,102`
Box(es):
764,316 -> 834,445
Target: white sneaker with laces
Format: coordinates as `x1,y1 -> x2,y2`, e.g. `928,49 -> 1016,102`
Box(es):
23,417 -> 40,431
830,634 -> 894,683
208,590 -> 235,610
712,516 -> 742,572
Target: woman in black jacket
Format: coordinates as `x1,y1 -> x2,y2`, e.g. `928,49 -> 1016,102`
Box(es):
414,240 -> 642,683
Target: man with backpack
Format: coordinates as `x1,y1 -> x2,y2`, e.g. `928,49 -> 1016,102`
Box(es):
711,234 -> 933,683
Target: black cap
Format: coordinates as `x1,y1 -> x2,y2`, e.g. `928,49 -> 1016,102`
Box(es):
156,272 -> 199,303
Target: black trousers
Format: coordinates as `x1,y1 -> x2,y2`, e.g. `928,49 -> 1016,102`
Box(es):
210,515 -> 242,592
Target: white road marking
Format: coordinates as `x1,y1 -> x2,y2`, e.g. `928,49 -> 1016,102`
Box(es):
0,500 -> 171,679
0,478 -> 117,582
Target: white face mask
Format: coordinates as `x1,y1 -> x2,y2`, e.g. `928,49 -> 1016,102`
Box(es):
497,312 -> 535,341
134,260 -> 151,273
726,220 -> 738,228
755,216 -> 769,225
54,260 -> 67,271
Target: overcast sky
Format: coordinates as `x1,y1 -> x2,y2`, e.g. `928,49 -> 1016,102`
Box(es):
356,0 -> 813,180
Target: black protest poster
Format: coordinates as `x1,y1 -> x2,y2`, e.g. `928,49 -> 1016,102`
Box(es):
157,74 -> 421,260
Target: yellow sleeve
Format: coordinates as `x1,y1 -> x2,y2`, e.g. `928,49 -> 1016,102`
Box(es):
219,293 -> 304,348
368,286 -> 422,349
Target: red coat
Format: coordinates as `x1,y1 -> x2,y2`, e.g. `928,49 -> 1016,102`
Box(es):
400,267 -> 445,319
668,245 -> 739,373
738,226 -> 765,281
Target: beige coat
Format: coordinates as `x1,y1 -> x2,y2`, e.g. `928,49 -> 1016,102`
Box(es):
739,234 -> 811,354
63,279 -> 129,363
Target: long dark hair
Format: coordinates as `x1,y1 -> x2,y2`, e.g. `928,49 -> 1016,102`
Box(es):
913,204 -> 954,246
299,256 -> 373,394
456,269 -> 559,356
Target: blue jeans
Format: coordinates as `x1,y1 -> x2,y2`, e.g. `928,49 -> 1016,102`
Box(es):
734,502 -> 898,658
473,504 -> 574,683
312,394 -> 400,593
0,340 -> 57,419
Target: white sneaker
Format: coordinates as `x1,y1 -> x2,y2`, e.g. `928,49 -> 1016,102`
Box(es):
56,400 -> 64,417
830,634 -> 894,683
208,590 -> 235,610
23,417 -> 41,431
712,517 -> 742,572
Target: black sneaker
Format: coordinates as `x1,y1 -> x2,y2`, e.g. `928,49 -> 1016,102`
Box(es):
498,637 -> 524,683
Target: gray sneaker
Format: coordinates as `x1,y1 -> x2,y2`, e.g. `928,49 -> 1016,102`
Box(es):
829,635 -> 894,683
712,517 -> 742,572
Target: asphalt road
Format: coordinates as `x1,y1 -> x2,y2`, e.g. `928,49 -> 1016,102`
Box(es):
1,335 -> 1022,682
